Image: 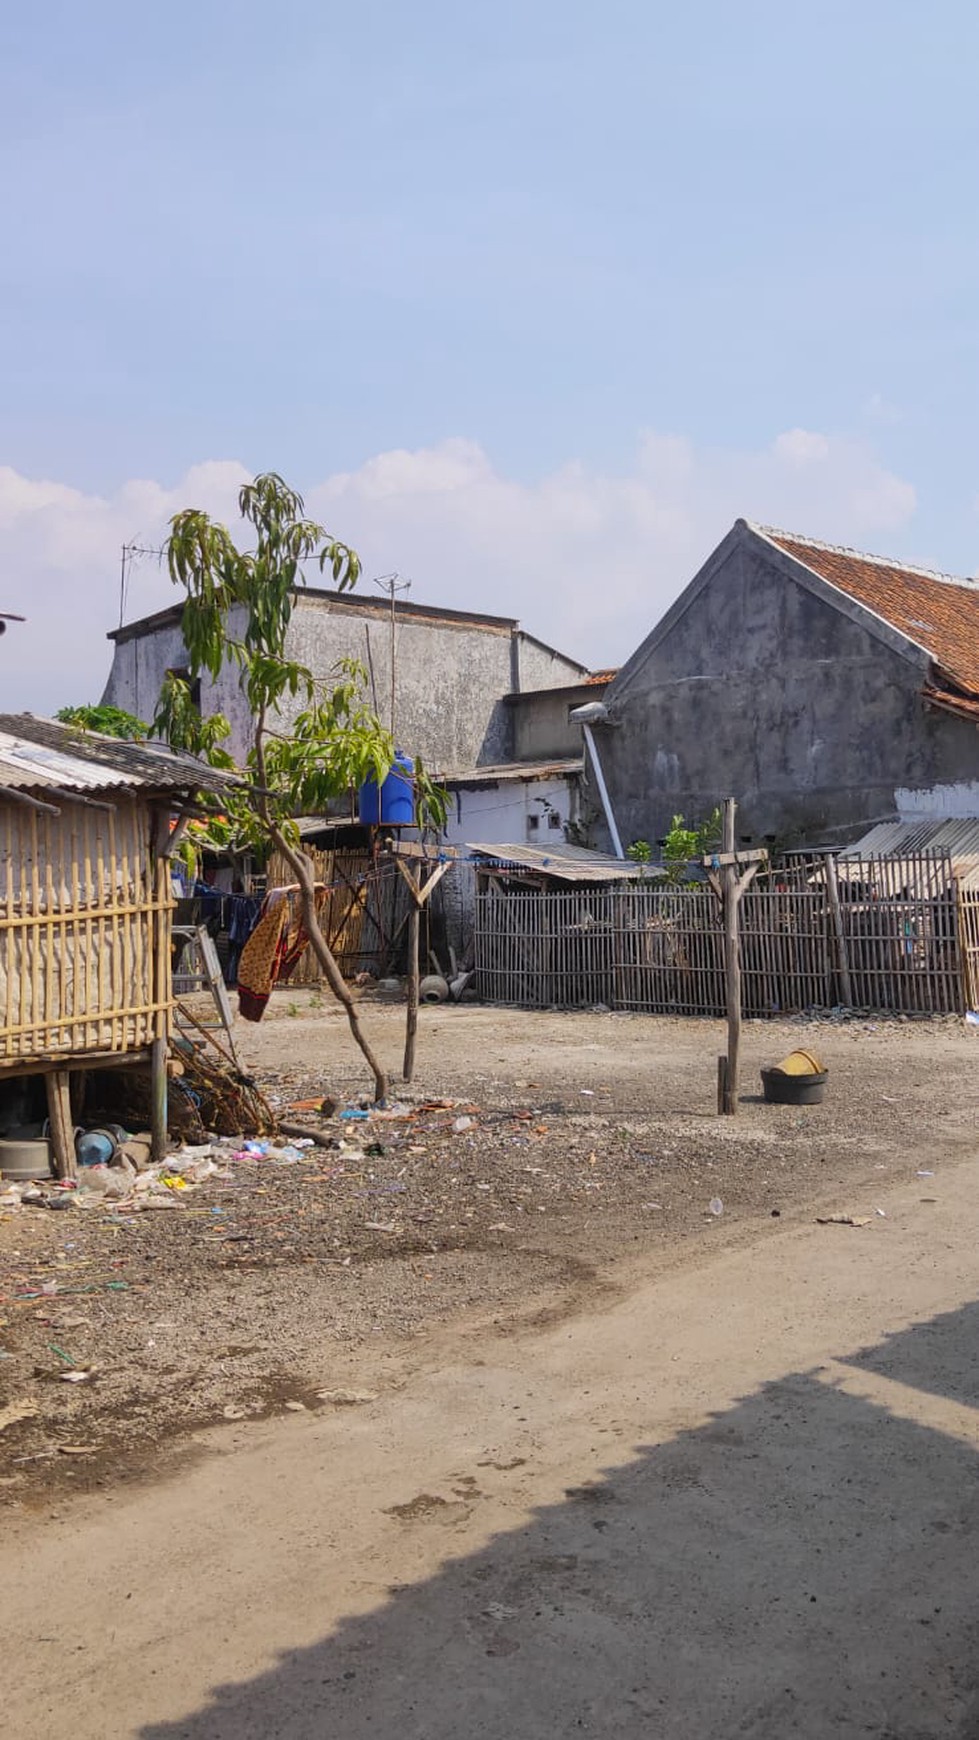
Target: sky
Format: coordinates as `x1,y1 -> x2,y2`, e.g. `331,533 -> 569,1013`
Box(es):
2,0 -> 978,711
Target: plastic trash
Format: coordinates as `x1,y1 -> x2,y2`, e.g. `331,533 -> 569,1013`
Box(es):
709,1197 -> 724,1216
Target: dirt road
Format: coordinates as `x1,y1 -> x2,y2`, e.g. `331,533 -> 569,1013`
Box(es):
4,1142 -> 979,1738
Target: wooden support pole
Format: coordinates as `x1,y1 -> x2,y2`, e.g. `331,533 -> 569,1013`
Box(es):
404,898 -> 420,1082
151,1035 -> 168,1163
721,800 -> 740,1114
824,854 -> 853,1008
45,1069 -> 76,1179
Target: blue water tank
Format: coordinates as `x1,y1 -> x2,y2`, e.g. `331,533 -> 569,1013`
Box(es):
359,752 -> 415,825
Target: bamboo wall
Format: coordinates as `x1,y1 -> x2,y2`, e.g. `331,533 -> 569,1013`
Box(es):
0,796 -> 172,1063
475,854 -> 970,1017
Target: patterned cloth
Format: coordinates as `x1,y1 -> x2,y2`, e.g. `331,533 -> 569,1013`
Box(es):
236,887 -> 328,1021
236,897 -> 288,1021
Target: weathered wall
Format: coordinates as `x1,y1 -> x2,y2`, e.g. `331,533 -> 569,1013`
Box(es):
509,682 -> 606,761
101,595 -> 585,771
596,539 -> 979,850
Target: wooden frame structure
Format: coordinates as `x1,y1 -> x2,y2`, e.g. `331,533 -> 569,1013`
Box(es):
0,715 -> 232,1177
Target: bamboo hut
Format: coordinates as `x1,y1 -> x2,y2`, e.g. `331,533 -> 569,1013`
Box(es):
0,714 -> 232,1175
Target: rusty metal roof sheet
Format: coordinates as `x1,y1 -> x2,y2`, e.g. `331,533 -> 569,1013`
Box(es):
467,841 -> 650,883
441,758 -> 583,787
0,715 -> 233,795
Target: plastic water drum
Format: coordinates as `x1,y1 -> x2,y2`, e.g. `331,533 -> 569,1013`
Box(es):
359,752 -> 415,825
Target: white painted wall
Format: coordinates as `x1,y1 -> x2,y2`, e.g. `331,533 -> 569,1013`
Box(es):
896,782 -> 979,820
442,774 -> 578,848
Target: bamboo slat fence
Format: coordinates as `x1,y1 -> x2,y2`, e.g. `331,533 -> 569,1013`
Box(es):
266,848 -> 412,982
475,853 -> 976,1017
0,796 -> 172,1063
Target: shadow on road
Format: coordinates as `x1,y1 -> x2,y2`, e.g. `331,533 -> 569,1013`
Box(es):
141,1303 -> 979,1740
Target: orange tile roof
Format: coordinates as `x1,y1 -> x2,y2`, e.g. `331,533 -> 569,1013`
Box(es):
759,527 -> 979,700
583,667 -> 618,686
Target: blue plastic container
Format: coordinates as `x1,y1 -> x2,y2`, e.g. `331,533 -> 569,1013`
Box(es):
359,752 -> 415,826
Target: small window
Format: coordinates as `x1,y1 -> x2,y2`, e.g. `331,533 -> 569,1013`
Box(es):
548,811 -> 562,830
527,813 -> 540,834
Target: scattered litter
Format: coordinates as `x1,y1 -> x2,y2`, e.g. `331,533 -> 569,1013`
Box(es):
364,1220 -> 397,1233
965,1012 -> 979,1026
317,1388 -> 377,1406
916,1169 -> 934,1178
222,1404 -> 246,1421
580,1090 -> 595,1097
47,1343 -> 76,1367
875,1207 -> 887,1218
708,1198 -> 724,1216
57,1444 -> 97,1457
340,1109 -> 370,1122
452,1116 -> 474,1134
816,1214 -> 872,1227
60,1368 -> 97,1383
283,1400 -> 307,1412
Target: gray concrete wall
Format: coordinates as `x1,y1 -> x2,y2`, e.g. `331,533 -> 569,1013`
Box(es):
101,593 -> 586,771
595,538 -> 979,850
509,683 -> 605,761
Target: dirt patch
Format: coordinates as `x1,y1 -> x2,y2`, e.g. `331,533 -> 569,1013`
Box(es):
0,994 -> 975,1501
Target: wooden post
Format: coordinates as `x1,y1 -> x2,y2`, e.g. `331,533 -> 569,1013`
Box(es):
824,853 -> 853,1008
704,805 -> 767,1115
45,1069 -> 76,1179
151,1035 -> 168,1163
721,799 -> 740,1114
389,844 -> 454,1083
403,887 -> 421,1082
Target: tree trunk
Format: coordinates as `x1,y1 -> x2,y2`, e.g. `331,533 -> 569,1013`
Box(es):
269,826 -> 388,1103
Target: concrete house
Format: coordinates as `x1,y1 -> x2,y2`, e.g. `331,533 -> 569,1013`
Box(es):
101,588 -> 588,773
593,520 -> 979,851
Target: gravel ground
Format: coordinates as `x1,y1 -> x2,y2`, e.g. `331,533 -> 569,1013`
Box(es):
1,992 -> 975,1503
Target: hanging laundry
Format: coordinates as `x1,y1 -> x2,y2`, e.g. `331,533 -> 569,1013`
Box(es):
236,887 -> 328,1020
236,896 -> 288,1021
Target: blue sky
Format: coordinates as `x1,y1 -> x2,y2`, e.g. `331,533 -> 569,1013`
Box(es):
2,0 -> 978,707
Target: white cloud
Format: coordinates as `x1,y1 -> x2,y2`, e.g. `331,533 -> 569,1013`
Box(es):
0,433 -> 917,714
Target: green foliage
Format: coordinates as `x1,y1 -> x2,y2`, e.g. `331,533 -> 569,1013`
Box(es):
56,703 -> 148,740
152,472 -> 447,842
662,807 -> 722,885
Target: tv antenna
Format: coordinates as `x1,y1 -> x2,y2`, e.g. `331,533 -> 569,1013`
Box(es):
119,541 -> 165,627
372,572 -> 411,736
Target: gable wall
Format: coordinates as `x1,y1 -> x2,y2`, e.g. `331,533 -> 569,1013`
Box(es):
596,538 -> 979,848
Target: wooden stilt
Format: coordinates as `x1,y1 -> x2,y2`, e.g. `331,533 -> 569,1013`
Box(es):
46,1069 -> 76,1179
150,1035 -> 168,1163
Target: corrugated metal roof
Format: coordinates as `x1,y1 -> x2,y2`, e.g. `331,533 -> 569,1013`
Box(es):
442,758 -> 583,787
467,841 -> 651,884
0,715 -> 233,795
841,817 -> 979,864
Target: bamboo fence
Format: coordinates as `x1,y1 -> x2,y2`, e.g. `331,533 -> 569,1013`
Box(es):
0,795 -> 172,1064
474,853 -> 972,1017
265,848 -> 412,981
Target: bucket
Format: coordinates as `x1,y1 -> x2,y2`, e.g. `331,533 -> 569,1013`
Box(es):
773,1049 -> 825,1077
359,752 -> 415,826
0,1136 -> 53,1180
761,1067 -> 828,1106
